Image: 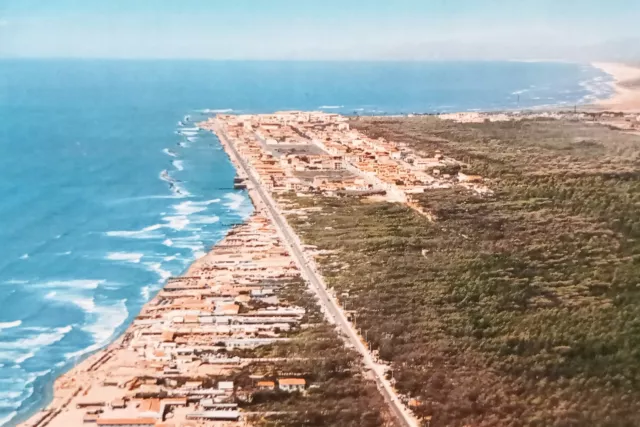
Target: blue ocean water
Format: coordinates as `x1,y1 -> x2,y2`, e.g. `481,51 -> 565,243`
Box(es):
0,60 -> 612,426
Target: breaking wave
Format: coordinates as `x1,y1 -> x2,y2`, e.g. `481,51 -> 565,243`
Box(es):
106,252 -> 144,263
0,320 -> 21,330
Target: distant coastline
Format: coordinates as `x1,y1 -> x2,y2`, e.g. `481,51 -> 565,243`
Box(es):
591,62 -> 640,112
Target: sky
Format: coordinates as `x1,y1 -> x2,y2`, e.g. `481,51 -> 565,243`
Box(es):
1,0 -> 639,60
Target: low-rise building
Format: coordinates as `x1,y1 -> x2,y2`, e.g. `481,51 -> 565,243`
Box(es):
278,378 -> 306,392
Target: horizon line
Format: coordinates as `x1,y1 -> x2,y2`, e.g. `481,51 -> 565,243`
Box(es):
0,56 -> 591,64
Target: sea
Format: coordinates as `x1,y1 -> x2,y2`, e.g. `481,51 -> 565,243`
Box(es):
0,59 -> 613,426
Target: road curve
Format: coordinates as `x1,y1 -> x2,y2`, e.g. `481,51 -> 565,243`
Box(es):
213,120 -> 418,427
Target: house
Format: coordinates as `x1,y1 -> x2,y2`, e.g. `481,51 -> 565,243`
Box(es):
458,172 -> 483,183
110,398 -> 126,409
278,378 -> 306,392
83,413 -> 99,424
216,303 -> 240,315
256,380 -> 275,390
161,331 -> 175,343
184,380 -> 203,390
148,349 -> 170,362
138,398 -> 163,419
218,381 -> 234,392
186,410 -> 240,421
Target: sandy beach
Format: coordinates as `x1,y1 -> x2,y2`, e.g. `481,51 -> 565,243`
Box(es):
592,62 -> 640,112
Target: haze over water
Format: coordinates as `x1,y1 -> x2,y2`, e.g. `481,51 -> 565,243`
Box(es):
0,59 -> 612,426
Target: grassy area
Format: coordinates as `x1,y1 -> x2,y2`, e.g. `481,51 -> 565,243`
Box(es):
276,117 -> 640,427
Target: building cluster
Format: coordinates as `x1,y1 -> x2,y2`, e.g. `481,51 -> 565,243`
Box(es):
438,110 -> 640,132
199,111 -> 490,208
23,215 -> 312,427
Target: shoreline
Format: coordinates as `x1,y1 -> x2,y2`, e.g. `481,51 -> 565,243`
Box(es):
14,139 -> 259,427
17,216 -> 260,426
591,62 -> 640,112
13,59 -> 639,424
16,113 -> 405,427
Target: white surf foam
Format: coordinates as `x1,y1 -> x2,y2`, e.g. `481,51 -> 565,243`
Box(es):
64,300 -> 128,361
161,199 -> 221,231
140,286 -> 150,301
170,235 -> 206,258
106,252 -> 144,264
83,300 -> 128,346
224,193 -> 245,210
20,253 -> 29,260
186,136 -> 198,142
144,262 -> 173,281
172,160 -> 184,171
4,279 -> 28,285
163,148 -> 178,158
174,200 -> 215,215
0,412 -> 17,426
15,351 -> 36,364
224,193 -> 253,219
199,108 -> 234,114
159,169 -> 173,183
66,295 -> 97,313
0,391 -> 22,400
109,195 -> 181,205
319,105 -> 344,109
163,239 -> 174,247
579,75 -> 614,104
38,279 -> 104,291
0,326 -> 72,351
105,224 -> 164,239
192,215 -> 220,224
162,215 -> 190,231
179,130 -> 198,136
0,320 -> 21,330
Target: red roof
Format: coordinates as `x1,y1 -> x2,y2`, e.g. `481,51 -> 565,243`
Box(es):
279,378 -> 306,386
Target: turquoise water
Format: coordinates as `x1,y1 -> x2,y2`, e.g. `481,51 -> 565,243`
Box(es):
0,60 -> 612,426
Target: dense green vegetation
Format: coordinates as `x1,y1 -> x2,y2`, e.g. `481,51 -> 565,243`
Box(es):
237,277 -> 394,427
278,117 -> 640,427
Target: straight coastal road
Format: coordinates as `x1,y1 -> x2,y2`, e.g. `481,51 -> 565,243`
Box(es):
213,120 -> 418,427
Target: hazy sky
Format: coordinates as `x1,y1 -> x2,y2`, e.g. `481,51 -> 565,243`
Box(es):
1,0 -> 639,59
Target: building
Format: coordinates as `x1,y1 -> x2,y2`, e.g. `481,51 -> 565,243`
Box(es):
256,380 -> 275,390
278,378 -> 306,392
218,381 -> 234,392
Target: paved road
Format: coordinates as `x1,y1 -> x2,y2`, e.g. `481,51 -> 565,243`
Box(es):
215,121 -> 418,427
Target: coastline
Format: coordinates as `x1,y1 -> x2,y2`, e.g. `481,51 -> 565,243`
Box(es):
10,60 -> 639,426
591,62 -> 640,112
16,113 -> 402,427
14,132 -> 257,427
17,209 -> 260,426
